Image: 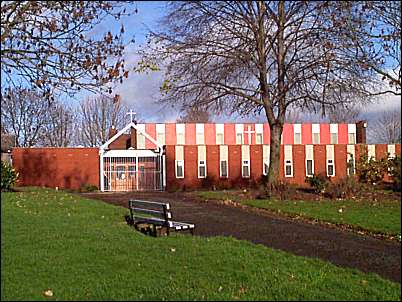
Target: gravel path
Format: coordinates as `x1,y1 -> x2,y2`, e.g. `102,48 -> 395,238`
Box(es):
81,191 -> 401,283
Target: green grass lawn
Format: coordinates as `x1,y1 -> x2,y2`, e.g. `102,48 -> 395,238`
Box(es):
197,191 -> 401,238
1,187 -> 400,301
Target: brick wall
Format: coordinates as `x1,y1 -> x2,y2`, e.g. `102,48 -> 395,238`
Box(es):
165,144 -> 401,190
12,148 -> 100,190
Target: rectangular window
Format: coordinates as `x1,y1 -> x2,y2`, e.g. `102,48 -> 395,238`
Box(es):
175,160 -> 184,178
347,158 -> 355,176
294,133 -> 301,144
198,160 -> 206,178
285,160 -> 293,177
263,161 -> 269,176
306,159 -> 313,177
256,133 -> 263,144
236,133 -> 244,144
116,166 -> 126,180
327,159 -> 335,177
312,133 -> 320,144
220,160 -> 228,178
330,133 -> 338,144
128,165 -> 136,177
348,133 -> 355,144
242,160 -> 250,178
216,133 -> 224,145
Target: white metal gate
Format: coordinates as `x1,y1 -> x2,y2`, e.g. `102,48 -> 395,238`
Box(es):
101,151 -> 164,192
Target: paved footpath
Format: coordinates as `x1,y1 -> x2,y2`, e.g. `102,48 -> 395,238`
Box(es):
82,191 -> 401,283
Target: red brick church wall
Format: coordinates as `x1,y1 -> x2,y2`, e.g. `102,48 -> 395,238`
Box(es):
12,148 -> 100,190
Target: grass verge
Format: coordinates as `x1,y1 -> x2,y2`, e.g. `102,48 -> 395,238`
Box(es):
2,188 -> 400,301
197,191 -> 401,239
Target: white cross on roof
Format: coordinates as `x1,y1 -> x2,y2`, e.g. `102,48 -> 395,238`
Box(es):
127,110 -> 136,122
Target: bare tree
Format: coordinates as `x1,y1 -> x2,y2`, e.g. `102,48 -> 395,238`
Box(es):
1,87 -> 50,147
369,108 -> 401,144
77,95 -> 129,146
140,1 -> 379,189
1,1 -> 136,97
39,103 -> 76,147
326,104 -> 362,123
177,106 -> 211,123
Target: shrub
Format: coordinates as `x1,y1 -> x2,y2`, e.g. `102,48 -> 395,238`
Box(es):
388,156 -> 401,192
201,176 -> 216,190
355,149 -> 388,185
325,176 -> 361,199
1,161 -> 18,192
80,184 -> 98,192
305,173 -> 330,194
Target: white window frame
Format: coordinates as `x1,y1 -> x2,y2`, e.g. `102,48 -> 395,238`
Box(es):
175,160 -> 184,178
306,159 -> 314,177
198,160 -> 207,178
347,155 -> 355,176
242,160 -> 250,178
220,160 -> 228,178
236,133 -> 244,144
255,133 -> 263,145
330,133 -> 338,144
294,132 -> 302,144
216,133 -> 224,145
348,133 -> 356,144
263,160 -> 269,176
327,159 -> 335,177
284,160 -> 293,177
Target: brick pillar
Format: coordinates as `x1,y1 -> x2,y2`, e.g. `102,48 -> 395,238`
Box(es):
130,126 -> 137,149
108,126 -> 117,139
356,121 -> 367,144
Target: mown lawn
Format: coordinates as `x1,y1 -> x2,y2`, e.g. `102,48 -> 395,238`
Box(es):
197,191 -> 401,238
1,187 -> 400,301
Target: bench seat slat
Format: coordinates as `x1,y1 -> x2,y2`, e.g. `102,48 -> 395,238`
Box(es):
129,199 -> 169,208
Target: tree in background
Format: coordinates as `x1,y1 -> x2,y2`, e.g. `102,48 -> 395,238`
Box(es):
1,1 -> 136,97
176,106 -> 211,123
369,108 -> 401,144
1,87 -> 50,147
40,103 -> 76,147
140,1 -> 387,190
77,95 -> 129,147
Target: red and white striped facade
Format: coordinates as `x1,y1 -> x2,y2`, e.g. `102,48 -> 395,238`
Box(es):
134,122 -> 360,149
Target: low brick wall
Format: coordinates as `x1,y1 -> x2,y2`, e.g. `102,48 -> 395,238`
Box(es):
12,148 -> 100,190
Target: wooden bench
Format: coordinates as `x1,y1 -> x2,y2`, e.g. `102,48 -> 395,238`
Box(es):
128,199 -> 195,236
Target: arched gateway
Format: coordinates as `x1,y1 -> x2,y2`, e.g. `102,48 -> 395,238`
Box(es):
99,120 -> 166,192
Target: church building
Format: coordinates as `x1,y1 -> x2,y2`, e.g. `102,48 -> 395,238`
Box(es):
11,112 -> 401,191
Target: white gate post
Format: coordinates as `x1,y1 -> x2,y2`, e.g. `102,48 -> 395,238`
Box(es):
99,150 -> 105,192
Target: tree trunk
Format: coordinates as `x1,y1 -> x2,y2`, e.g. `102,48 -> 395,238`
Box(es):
266,123 -> 283,195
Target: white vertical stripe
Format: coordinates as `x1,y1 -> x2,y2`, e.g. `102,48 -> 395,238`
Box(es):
156,123 -> 165,134
198,145 -> 206,161
176,124 -> 185,145
305,145 -> 314,160
220,145 -> 228,161
241,145 -> 250,160
263,145 -> 270,161
388,144 -> 396,158
235,124 -> 244,133
347,145 -> 355,159
255,124 -> 263,133
284,145 -> 292,160
312,124 -> 320,133
294,124 -> 301,133
367,144 -> 376,159
216,123 -> 224,133
196,123 -> 204,145
330,124 -> 338,133
175,145 -> 184,161
136,124 -> 145,149
326,145 -> 334,160
348,124 -> 356,134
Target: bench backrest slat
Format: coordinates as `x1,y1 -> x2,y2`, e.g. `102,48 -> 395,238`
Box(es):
129,199 -> 172,225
